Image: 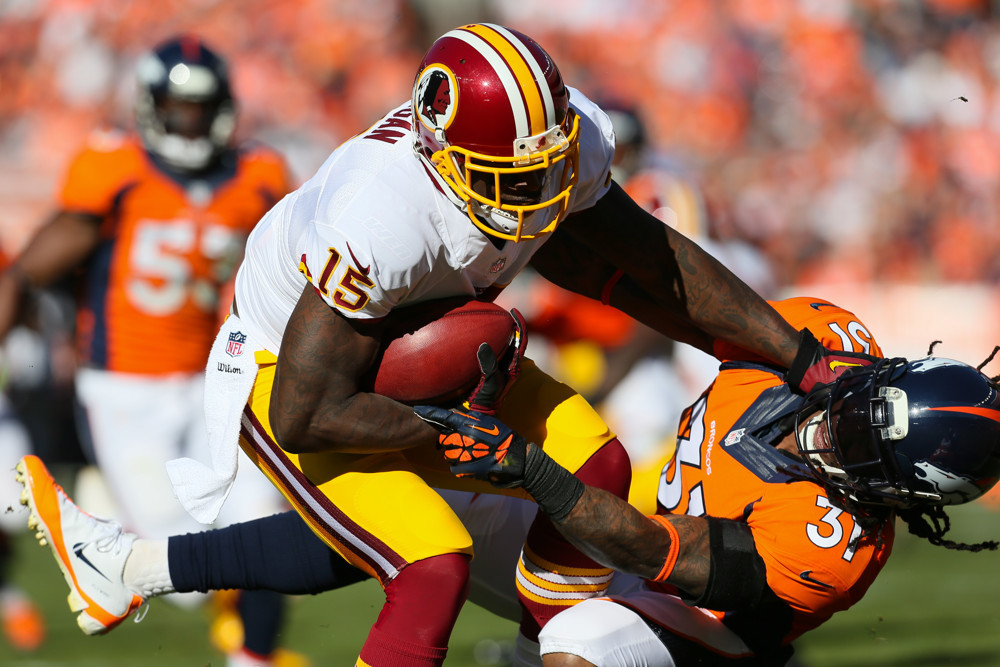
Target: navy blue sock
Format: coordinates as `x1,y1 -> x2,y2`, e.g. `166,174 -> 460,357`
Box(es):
238,589 -> 285,656
168,511 -> 370,594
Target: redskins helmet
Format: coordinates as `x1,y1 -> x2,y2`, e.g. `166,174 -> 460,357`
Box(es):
794,357 -> 1000,507
135,35 -> 236,171
411,23 -> 580,243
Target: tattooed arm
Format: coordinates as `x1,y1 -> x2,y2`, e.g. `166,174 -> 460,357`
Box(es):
552,477 -> 711,597
531,181 -> 800,366
414,405 -> 716,597
270,284 -> 439,454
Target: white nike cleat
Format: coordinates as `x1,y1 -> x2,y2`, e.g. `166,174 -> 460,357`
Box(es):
15,455 -> 145,635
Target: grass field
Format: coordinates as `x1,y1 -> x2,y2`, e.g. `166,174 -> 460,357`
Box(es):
2,472 -> 999,665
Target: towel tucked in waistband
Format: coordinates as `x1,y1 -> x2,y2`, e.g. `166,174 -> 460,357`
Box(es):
166,315 -> 260,524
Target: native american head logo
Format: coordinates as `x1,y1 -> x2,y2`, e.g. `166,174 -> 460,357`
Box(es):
413,65 -> 457,131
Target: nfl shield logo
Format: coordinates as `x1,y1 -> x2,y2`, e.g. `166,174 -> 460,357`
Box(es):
723,428 -> 745,447
489,256 -> 507,274
226,331 -> 247,357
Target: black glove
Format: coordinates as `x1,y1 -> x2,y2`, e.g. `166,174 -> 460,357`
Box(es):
414,404 -> 585,521
414,405 -> 528,486
465,308 -> 527,413
786,328 -> 877,394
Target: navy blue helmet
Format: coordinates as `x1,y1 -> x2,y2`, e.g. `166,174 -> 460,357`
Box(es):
134,35 -> 236,170
794,356 -> 1000,507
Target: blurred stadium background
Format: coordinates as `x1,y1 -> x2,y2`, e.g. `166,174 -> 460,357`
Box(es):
2,0 -> 1000,664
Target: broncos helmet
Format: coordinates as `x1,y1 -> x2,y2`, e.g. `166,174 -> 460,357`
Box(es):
411,23 -> 580,243
135,35 -> 236,171
794,356 -> 1000,508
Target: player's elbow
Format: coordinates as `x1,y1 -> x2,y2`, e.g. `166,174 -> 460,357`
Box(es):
269,407 -> 315,454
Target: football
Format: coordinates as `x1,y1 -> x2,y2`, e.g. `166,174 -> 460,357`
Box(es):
367,297 -> 517,406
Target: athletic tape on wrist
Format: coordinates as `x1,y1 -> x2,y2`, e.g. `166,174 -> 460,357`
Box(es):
648,514 -> 680,583
521,445 -> 585,522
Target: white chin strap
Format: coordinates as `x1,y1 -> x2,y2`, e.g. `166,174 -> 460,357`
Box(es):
151,134 -> 214,170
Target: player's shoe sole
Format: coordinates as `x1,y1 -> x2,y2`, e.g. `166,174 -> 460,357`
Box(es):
15,455 -> 144,635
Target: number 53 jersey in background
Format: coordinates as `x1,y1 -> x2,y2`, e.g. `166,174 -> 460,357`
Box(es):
653,296 -> 890,649
58,130 -> 291,374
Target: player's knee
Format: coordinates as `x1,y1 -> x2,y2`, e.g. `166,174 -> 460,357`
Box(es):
391,552 -> 471,608
381,553 -> 471,646
575,437 -> 631,499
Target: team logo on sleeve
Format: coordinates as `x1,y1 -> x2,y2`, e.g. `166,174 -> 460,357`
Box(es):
226,331 -> 247,357
413,65 -> 457,132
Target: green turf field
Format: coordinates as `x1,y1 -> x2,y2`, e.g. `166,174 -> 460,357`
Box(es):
3,476 -> 999,665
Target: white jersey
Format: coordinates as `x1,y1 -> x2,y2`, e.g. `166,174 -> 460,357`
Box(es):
234,87 -> 615,353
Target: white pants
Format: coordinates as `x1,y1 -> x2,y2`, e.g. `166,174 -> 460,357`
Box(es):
538,584 -> 753,666
75,368 -> 285,537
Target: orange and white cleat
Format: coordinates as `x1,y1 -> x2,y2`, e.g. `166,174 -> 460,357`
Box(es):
15,455 -> 144,635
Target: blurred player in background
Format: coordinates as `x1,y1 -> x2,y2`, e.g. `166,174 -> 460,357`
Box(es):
417,296 -> 1000,665
0,242 -> 45,653
0,35 -> 297,667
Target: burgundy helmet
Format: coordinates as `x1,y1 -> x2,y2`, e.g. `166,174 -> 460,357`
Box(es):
412,23 -> 580,242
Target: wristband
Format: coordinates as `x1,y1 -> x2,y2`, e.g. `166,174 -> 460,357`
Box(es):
648,514 -> 680,583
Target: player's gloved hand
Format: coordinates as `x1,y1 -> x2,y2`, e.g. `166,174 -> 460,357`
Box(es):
786,328 -> 878,394
464,308 -> 527,413
414,405 -> 528,487
415,403 -> 587,521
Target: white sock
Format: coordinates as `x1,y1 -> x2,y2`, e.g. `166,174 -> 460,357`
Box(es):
122,539 -> 175,598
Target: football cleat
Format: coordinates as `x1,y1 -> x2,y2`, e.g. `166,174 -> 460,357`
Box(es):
15,455 -> 145,635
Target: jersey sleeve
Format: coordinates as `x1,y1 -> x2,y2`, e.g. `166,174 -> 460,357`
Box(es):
748,482 -> 890,620
57,130 -> 140,216
296,222 -> 393,321
566,87 -> 615,213
713,296 -> 883,363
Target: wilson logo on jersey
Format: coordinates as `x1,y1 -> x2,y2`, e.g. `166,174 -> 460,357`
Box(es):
226,331 -> 247,357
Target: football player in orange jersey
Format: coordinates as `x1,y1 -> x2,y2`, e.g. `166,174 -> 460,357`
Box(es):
417,296 -> 1000,666
0,36 -> 297,666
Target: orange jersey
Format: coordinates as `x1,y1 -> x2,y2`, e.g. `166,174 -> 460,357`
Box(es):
651,296 -> 890,650
58,130 -> 291,374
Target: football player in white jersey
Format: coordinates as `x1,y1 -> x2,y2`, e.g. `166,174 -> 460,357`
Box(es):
16,23 -> 873,667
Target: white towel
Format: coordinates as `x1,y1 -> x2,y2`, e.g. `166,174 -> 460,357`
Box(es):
166,315 -> 259,524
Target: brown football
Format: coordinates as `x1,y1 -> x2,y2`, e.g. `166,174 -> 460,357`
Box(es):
368,297 -> 516,405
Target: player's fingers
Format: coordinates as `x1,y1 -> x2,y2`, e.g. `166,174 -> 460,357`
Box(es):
413,404 -> 454,428
476,341 -> 499,375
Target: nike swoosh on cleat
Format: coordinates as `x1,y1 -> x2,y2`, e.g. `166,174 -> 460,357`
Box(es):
799,570 -> 834,588
73,542 -> 112,582
809,302 -> 836,311
472,425 -> 501,436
